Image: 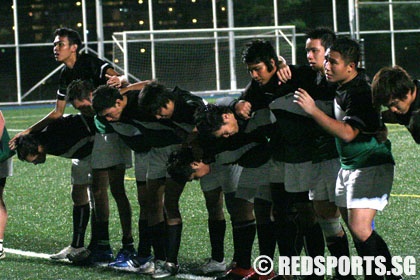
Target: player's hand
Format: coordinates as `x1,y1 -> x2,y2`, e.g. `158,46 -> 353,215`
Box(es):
293,88 -> 316,115
9,130 -> 29,150
235,100 -> 252,120
277,64 -> 292,84
106,74 -> 123,88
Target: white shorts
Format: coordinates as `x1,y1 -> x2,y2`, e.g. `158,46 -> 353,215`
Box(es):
269,159 -> 285,183
134,151 -> 149,182
200,163 -> 242,193
71,156 -> 92,185
309,158 -> 340,202
147,144 -> 180,180
236,161 -> 271,203
335,163 -> 394,211
284,161 -> 312,193
91,133 -> 132,169
0,158 -> 13,178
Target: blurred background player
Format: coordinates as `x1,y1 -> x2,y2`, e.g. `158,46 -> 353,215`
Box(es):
0,111 -> 14,259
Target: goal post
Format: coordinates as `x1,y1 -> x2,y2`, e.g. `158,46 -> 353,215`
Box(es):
112,26 -> 296,96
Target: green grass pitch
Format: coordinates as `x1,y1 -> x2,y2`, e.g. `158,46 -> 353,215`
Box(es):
0,105 -> 418,279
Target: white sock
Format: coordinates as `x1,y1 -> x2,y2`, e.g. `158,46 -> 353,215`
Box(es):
0,239 -> 3,251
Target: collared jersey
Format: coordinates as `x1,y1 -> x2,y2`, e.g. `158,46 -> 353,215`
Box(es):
334,71 -> 394,169
37,114 -> 95,159
57,53 -> 113,100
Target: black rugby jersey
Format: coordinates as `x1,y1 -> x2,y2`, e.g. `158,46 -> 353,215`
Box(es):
57,53 -> 113,100
37,114 -> 95,159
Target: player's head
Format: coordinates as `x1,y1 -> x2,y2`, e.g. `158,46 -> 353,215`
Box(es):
53,27 -> 82,62
194,104 -> 239,138
305,27 -> 336,71
92,85 -> 125,122
16,135 -> 46,165
324,37 -> 360,84
67,79 -> 96,117
167,146 -> 211,183
138,81 -> 175,119
372,65 -> 417,114
242,39 -> 279,85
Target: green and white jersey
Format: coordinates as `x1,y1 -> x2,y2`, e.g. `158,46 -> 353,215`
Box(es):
334,71 -> 394,169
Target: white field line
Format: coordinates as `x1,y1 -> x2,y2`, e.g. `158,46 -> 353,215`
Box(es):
4,248 -> 216,280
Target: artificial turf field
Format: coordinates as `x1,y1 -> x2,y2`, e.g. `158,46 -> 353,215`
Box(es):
0,105 -> 418,279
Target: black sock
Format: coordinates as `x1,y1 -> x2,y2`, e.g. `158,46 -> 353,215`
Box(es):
356,231 -> 399,279
151,222 -> 166,261
138,219 -> 152,258
166,223 -> 182,264
232,220 -> 256,269
257,221 -> 276,259
303,222 -> 325,258
71,203 -> 90,248
95,221 -> 110,250
88,209 -> 97,250
326,232 -> 352,277
209,219 -> 226,262
275,219 -> 301,257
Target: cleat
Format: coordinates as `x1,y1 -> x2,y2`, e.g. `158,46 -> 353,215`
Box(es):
152,260 -> 179,278
50,245 -> 86,260
68,247 -> 113,266
108,255 -> 154,273
199,258 -> 227,275
138,258 -> 155,274
0,250 -> 5,260
109,248 -> 137,265
216,267 -> 256,280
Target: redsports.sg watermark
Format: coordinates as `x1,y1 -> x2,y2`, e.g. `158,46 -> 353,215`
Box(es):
253,255 -> 416,277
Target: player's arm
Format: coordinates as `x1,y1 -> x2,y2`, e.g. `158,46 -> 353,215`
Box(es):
120,80 -> 151,95
381,109 -> 399,123
9,99 -> 66,149
106,68 -> 128,88
294,88 -> 359,142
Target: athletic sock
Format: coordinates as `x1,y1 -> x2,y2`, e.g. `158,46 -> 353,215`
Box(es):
303,222 -> 325,258
166,223 -> 182,264
208,219 -> 226,262
71,203 -> 90,248
326,232 -> 352,277
95,220 -> 111,250
232,220 -> 256,270
0,239 -> 3,252
138,219 -> 152,258
150,221 -> 166,261
355,230 -> 397,279
275,219 -> 300,257
256,221 -> 276,259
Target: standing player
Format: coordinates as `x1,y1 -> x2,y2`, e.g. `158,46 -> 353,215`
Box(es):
9,27 -> 132,264
276,27 -> 354,279
294,37 -> 402,280
372,65 -> 419,143
0,111 -> 14,259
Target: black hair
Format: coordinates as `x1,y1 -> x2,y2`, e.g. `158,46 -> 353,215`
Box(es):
16,134 -> 40,161
329,37 -> 361,65
241,39 -> 279,72
54,27 -> 82,53
194,104 -> 232,138
305,27 -> 336,50
138,80 -> 174,116
91,85 -> 123,114
167,147 -> 196,183
66,79 -> 94,103
372,65 -> 415,108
